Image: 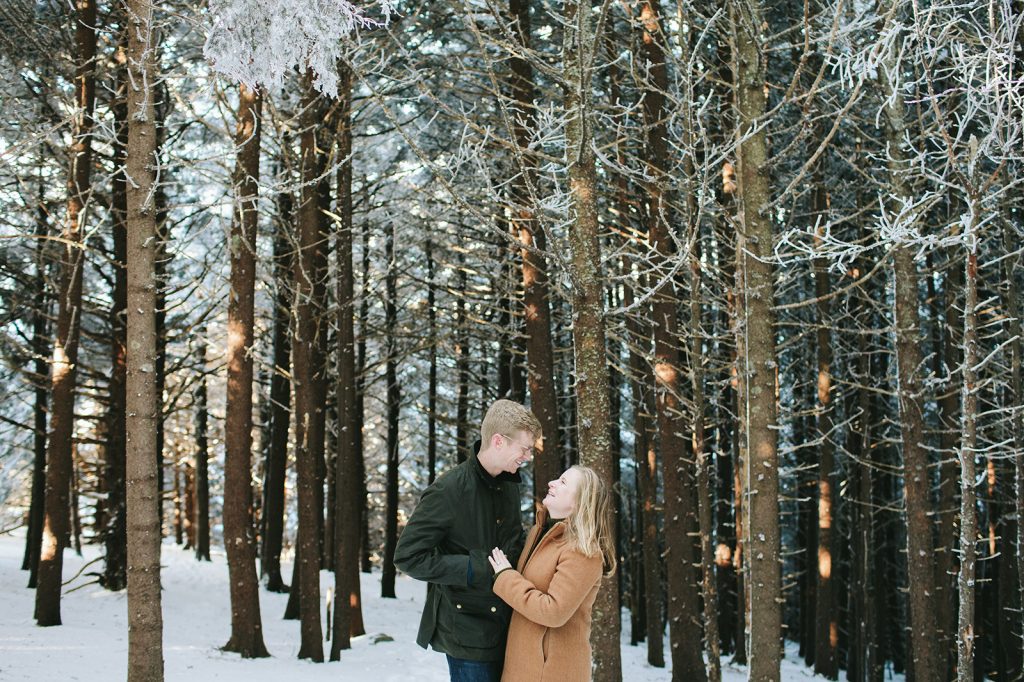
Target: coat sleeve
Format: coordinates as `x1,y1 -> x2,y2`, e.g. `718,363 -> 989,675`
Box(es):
492,551 -> 602,628
393,481 -> 471,586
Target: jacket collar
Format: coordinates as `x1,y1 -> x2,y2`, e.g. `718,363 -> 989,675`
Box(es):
470,454 -> 522,487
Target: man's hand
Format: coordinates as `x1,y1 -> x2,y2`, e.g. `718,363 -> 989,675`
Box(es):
488,547 -> 512,573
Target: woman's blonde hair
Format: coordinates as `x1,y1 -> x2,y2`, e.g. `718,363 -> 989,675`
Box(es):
563,465 -> 617,576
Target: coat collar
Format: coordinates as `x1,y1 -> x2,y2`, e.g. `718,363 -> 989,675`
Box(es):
470,453 -> 522,488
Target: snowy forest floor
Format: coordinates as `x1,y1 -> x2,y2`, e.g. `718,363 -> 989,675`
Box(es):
1,528 -> 848,681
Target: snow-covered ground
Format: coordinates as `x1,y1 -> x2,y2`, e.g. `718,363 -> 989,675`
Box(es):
0,528 -> 831,681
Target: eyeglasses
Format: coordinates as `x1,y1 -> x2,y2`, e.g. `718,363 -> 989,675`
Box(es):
501,433 -> 535,458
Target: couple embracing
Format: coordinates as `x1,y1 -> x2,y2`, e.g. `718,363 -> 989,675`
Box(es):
394,399 -> 616,682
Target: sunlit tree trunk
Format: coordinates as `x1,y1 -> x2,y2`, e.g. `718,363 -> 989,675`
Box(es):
124,0 -> 164,676
34,0 -> 96,626
731,1 -> 780,677
222,83 -> 268,658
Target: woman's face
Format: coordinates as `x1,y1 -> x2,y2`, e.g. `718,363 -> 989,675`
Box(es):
542,468 -> 582,519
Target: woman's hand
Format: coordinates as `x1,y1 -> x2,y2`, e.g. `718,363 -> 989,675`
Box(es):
488,547 -> 512,573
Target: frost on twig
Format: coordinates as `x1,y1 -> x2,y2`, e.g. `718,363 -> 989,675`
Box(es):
203,0 -> 394,97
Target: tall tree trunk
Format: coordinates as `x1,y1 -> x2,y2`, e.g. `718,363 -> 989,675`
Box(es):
637,4 -> 705,678
692,234 -> 720,682
455,265 -> 470,463
1004,218 -> 1024,678
35,0 -> 96,626
932,250 -> 961,675
357,218 -> 372,574
331,63 -> 365,657
956,213 -> 980,682
292,70 -> 325,661
509,0 -> 560,506
381,223 -> 400,599
880,17 -> 939,676
24,183 -> 50,587
426,238 -> 438,485
222,83 -> 268,658
813,210 -> 838,679
731,2 -> 781,677
261,165 -> 293,591
562,2 -> 620,679
124,0 -> 164,676
102,42 -> 129,590
195,339 -> 211,562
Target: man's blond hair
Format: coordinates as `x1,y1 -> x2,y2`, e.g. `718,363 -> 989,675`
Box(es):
480,399 -> 542,447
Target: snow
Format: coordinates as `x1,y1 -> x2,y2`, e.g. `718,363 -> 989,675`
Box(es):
0,529 -> 832,681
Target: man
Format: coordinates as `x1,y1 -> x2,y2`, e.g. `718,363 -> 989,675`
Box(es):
394,399 -> 542,682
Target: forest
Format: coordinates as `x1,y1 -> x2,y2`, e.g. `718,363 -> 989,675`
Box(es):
0,0 -> 1021,680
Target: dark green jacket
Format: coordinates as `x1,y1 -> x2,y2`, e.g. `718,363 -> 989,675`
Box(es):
394,456 -> 525,661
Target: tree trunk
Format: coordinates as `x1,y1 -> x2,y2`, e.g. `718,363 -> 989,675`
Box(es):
381,223 -> 400,599
508,0 -> 560,506
261,164 -> 293,591
956,214 -> 980,682
24,185 -> 50,587
426,238 -> 438,485
292,70 -> 325,661
880,19 -> 940,674
562,2 -> 620,679
222,83 -> 268,659
124,0 -> 164,675
635,4 -> 704,677
195,339 -> 211,562
357,218 -> 372,574
331,63 -> 365,657
101,42 -> 129,590
731,2 -> 781,677
35,0 -> 96,626
813,213 -> 838,679
691,233 -> 720,682
1004,218 -> 1024,679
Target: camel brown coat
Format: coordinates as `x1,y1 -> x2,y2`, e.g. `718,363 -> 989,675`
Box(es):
492,510 -> 603,682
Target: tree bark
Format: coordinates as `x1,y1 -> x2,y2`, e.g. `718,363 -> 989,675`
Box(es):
1004,218 -> 1024,679
195,339 -> 211,562
261,161 -> 293,591
562,2 -> 620,679
813,210 -> 837,679
222,83 -> 268,658
124,0 -> 164,676
35,0 -> 96,626
381,223 -> 401,599
292,70 -> 325,661
508,0 -> 560,506
24,183 -> 50,588
426,238 -> 438,485
956,214 -> 980,682
731,2 -> 781,677
331,63 -> 365,657
880,19 -> 940,676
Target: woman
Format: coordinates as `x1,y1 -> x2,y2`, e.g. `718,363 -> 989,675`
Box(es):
487,465 -> 616,682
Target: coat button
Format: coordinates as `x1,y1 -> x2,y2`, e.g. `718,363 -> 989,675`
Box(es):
456,604 -> 462,609
490,607 -> 497,613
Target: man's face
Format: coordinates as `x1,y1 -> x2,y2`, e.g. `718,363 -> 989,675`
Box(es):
498,430 -> 535,474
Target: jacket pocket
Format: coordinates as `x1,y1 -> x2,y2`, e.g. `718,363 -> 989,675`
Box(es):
442,588 -> 511,649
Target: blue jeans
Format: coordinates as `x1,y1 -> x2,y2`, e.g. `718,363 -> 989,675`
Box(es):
445,655 -> 502,682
